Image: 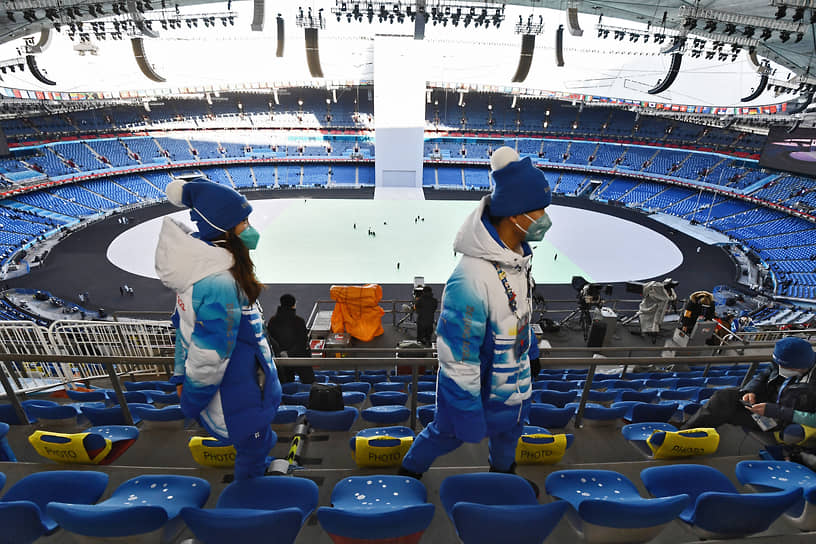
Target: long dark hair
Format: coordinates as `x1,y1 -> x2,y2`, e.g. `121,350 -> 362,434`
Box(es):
221,228 -> 264,304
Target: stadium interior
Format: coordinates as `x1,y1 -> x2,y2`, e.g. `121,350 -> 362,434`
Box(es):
0,0 -> 815,543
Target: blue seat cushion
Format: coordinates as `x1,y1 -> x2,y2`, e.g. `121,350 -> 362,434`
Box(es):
306,407 -> 358,431
0,501 -> 48,542
47,503 -> 168,537
130,406 -> 184,422
362,406 -> 410,424
272,406 -> 307,425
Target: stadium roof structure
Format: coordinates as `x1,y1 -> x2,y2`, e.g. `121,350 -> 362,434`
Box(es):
518,1 -> 816,79
0,0 -> 809,117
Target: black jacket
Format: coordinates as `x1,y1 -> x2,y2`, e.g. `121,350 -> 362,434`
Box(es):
266,306 -> 310,358
743,364 -> 816,423
415,293 -> 438,325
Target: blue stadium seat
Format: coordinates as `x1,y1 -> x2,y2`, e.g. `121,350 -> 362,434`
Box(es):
416,391 -> 436,404
65,390 -> 107,403
306,407 -> 359,431
373,382 -> 404,393
47,474 -> 210,539
82,404 -> 147,426
318,476 -> 435,542
528,404 -> 574,429
0,470 -> 109,543
180,476 -> 319,544
736,460 -> 816,531
130,405 -> 185,429
342,391 -> 367,405
362,405 -> 411,425
546,469 -> 689,543
534,391 -> 577,407
641,464 -> 801,539
0,404 -> 32,425
272,405 -> 307,425
23,404 -> 79,428
281,392 -> 311,407
370,391 -> 408,406
341,382 -> 371,394
566,403 -> 627,425
440,473 -> 566,544
612,401 -> 678,424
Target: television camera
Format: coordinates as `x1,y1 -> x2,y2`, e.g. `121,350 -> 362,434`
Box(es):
559,276 -> 614,340
622,278 -> 680,341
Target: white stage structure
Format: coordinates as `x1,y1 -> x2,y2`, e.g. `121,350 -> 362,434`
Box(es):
373,34 -> 425,200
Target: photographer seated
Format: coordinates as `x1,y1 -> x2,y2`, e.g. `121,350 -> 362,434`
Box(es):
680,337 -> 816,435
415,286 -> 438,346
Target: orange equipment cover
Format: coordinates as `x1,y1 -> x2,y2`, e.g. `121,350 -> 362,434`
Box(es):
330,284 -> 385,342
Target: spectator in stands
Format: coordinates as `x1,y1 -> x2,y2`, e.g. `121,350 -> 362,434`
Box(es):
266,294 -> 314,385
399,147 -> 549,490
415,286 -> 438,346
155,178 -> 282,480
681,337 -> 816,433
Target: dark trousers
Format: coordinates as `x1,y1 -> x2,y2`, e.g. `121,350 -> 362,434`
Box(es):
278,365 -> 315,385
233,425 -> 276,480
681,388 -> 761,430
417,321 -> 434,345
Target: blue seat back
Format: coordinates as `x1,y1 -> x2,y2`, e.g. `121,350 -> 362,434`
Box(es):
182,507 -> 304,544
451,502 -> 567,544
1,470 -> 109,532
440,473 -> 537,518
217,476 -> 319,520
306,407 -> 358,431
370,391 -> 408,406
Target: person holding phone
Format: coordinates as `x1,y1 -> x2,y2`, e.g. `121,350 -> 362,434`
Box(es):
681,337 -> 816,433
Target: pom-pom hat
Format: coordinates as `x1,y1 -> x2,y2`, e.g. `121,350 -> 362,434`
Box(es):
166,178 -> 252,241
772,337 -> 816,370
489,146 -> 552,217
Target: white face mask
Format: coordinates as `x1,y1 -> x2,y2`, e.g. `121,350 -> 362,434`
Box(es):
779,366 -> 804,379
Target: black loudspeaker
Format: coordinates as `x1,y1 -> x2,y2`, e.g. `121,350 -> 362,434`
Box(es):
741,74 -> 768,102
276,15 -> 284,57
251,0 -> 264,31
512,34 -> 535,82
305,27 -> 323,78
414,6 -> 426,39
0,126 -> 9,157
131,37 -> 166,82
647,52 -> 682,95
26,55 -> 56,86
586,320 -> 607,348
555,24 -> 565,67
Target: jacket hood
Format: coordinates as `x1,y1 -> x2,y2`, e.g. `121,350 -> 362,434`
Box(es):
155,217 -> 234,292
453,196 -> 532,268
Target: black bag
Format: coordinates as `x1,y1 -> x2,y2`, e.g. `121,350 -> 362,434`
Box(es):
308,383 -> 344,411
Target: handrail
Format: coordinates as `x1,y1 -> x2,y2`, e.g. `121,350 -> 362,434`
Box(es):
0,347 -> 792,429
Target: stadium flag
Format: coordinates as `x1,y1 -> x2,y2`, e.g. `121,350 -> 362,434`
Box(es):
12,89 -> 21,98
35,91 -> 44,99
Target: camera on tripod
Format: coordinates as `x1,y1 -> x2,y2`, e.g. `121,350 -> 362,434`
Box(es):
572,276 -> 609,308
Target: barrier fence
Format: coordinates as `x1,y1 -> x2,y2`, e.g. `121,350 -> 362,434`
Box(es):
1,316 -> 814,429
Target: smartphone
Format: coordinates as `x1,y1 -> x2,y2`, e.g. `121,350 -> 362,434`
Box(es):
740,400 -> 753,408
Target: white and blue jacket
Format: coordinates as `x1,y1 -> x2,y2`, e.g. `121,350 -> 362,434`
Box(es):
436,196 -> 538,443
155,218 -> 281,442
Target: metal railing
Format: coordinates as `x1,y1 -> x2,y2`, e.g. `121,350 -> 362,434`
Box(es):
1,318 -> 814,430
